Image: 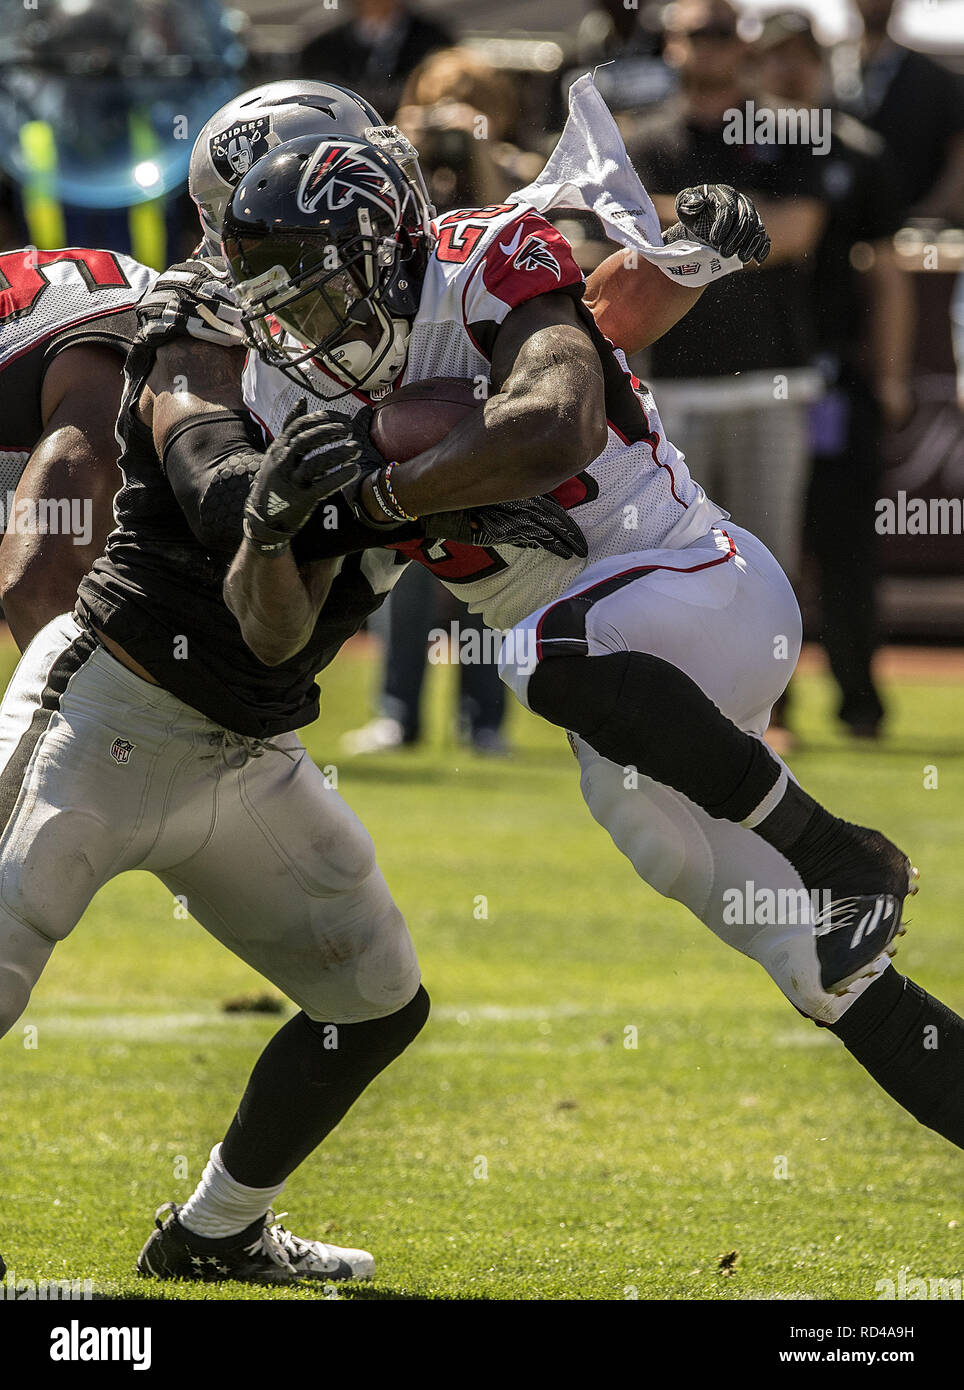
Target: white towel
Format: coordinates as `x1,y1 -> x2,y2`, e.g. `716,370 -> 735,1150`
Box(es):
508,73 -> 743,289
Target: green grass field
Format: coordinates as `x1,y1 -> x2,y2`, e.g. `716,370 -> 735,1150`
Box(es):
0,638 -> 961,1301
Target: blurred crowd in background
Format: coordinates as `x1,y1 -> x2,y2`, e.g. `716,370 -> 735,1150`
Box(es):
0,0 -> 962,752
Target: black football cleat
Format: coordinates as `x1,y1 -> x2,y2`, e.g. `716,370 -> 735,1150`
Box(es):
136,1203 -> 374,1285
813,826 -> 918,995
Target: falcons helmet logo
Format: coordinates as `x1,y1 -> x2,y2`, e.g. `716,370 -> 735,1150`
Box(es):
298,141 -> 401,219
513,235 -> 561,280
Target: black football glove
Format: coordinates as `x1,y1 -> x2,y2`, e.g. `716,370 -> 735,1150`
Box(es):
665,184 -> 770,265
243,400 -> 368,552
422,495 -> 588,560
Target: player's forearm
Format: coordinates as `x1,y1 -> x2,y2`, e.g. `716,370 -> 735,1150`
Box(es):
146,341 -> 260,553
0,403 -> 120,649
372,390 -> 602,518
385,307 -> 608,516
585,250 -> 706,356
223,544 -> 335,665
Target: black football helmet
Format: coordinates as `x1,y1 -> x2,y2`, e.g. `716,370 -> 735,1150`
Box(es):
221,134 -> 432,395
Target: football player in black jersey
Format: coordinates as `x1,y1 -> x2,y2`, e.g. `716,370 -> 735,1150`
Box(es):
0,86 -> 586,1287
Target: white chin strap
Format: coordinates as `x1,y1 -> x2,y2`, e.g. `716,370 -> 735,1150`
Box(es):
324,314 -> 410,393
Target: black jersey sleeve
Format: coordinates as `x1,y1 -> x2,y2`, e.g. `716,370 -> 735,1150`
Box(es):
41,305 -> 141,370
160,410 -> 274,555
160,409 -> 420,560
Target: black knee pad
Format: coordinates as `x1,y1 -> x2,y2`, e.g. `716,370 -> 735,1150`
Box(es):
527,651 -> 779,822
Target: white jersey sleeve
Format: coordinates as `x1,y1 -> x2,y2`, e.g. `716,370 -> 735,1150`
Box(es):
0,247 -> 156,502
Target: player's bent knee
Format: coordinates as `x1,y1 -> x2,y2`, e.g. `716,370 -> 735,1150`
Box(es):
294,878 -> 421,1025
0,907 -> 55,1036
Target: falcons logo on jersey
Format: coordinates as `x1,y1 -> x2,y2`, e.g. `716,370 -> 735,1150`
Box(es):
298,141 -> 400,219
512,234 -> 561,280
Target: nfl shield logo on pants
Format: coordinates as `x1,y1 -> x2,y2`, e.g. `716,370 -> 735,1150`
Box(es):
110,738 -> 135,765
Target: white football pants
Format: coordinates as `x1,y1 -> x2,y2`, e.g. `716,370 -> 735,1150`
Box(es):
499,524 -> 890,1024
0,614 -> 421,1037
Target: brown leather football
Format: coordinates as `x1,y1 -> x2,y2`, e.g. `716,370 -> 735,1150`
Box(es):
369,377 -> 483,462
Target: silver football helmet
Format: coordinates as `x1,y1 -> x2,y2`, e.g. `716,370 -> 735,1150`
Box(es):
189,80 -> 433,254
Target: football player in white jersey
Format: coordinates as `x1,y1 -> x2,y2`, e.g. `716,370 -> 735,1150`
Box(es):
0,248 -> 156,645
221,133 -> 962,1156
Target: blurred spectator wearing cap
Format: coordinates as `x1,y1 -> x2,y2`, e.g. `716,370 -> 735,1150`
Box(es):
626,0 -> 826,600
756,11 -> 914,738
0,0 -> 245,266
395,48 -> 543,211
300,0 -> 453,122
832,0 -> 964,224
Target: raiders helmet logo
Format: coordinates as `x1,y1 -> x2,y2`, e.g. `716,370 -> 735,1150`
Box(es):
513,235 -> 561,280
210,118 -> 272,186
109,738 -> 136,765
297,141 -> 401,220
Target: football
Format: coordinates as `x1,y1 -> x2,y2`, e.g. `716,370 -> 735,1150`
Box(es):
369,376 -> 483,462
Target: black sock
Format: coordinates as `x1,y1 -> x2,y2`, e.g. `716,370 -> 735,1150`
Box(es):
830,969 -> 964,1149
526,651 -> 782,819
526,652 -> 907,894
221,985 -> 430,1187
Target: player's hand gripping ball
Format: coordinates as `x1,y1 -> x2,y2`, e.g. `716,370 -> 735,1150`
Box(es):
243,400 -> 375,552
357,376 -> 589,557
